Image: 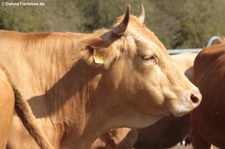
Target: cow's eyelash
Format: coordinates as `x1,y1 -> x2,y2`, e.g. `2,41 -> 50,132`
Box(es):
141,54 -> 158,64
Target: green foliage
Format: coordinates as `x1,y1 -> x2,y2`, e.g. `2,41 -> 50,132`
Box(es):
0,0 -> 47,32
74,0 -> 141,32
0,0 -> 225,48
148,0 -> 225,48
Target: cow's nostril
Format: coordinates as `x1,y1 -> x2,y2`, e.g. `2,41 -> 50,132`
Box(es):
190,94 -> 199,104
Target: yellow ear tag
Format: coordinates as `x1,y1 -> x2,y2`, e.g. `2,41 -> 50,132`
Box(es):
93,50 -> 104,64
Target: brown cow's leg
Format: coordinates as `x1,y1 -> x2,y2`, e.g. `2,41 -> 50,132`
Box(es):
192,130 -> 212,149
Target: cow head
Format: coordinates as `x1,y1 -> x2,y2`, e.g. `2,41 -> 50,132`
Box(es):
80,5 -> 201,127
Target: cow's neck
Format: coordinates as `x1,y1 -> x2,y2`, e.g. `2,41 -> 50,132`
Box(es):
75,100 -> 164,148
72,73 -> 164,149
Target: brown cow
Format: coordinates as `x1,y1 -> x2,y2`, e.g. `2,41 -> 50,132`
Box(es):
0,6 -> 201,149
0,64 -> 53,149
192,39 -> 225,149
92,52 -> 198,149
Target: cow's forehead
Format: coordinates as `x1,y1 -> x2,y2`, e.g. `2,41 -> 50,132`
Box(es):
122,16 -> 168,53
135,39 -> 160,54
125,30 -> 168,58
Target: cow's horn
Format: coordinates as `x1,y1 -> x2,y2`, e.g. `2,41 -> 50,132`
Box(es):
138,4 -> 145,24
113,5 -> 130,35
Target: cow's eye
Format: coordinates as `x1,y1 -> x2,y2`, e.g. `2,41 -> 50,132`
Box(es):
141,55 -> 158,64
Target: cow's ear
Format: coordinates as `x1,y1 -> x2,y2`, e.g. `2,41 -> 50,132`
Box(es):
79,36 -> 115,69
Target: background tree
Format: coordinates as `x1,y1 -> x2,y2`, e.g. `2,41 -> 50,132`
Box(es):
148,0 -> 225,48
0,0 -> 225,49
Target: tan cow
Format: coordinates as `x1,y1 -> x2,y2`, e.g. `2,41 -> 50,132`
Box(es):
91,128 -> 137,149
92,52 -> 198,149
171,52 -> 198,80
0,64 -> 53,149
0,6 -> 201,149
0,64 -> 16,149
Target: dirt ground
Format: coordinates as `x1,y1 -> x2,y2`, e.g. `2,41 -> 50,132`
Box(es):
170,144 -> 193,149
170,144 -> 219,149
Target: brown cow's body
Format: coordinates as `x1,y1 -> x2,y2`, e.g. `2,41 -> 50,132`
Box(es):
134,114 -> 191,149
192,39 -> 225,149
0,6 -> 201,149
